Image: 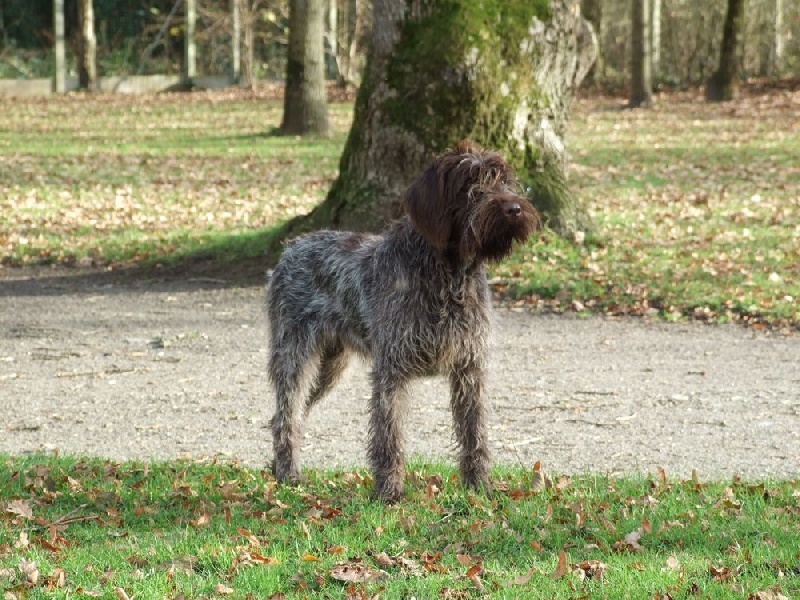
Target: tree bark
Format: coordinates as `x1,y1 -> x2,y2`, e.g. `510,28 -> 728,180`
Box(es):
53,0 -> 66,93
76,0 -> 97,90
706,0 -> 744,102
773,0 -> 784,75
630,0 -> 653,107
581,0 -> 603,82
279,0 -> 330,135
294,0 -> 596,237
651,0 -> 661,79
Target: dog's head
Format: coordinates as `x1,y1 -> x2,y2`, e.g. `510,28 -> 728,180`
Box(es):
404,140 -> 539,263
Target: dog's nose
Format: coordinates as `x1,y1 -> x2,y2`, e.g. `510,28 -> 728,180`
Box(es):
503,202 -> 522,217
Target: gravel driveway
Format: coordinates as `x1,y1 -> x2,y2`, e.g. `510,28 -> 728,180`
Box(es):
2,267 -> 798,480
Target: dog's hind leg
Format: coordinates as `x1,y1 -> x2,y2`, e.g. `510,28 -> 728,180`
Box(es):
269,330 -> 320,483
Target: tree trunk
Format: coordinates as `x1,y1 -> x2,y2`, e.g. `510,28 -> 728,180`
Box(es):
581,0 -> 603,82
295,0 -> 596,237
53,0 -> 66,93
630,0 -> 653,107
773,0 -> 784,75
183,0 -> 197,83
231,0 -> 241,82
76,0 -> 97,90
706,0 -> 744,102
279,0 -> 330,135
651,0 -> 661,79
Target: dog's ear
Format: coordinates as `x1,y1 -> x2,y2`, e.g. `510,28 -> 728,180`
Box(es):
404,162 -> 453,253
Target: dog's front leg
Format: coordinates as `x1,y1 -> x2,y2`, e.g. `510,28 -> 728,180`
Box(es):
368,363 -> 409,503
449,361 -> 491,491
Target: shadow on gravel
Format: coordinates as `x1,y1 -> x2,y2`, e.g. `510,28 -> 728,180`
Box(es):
0,255 -> 272,298
0,224 -> 293,297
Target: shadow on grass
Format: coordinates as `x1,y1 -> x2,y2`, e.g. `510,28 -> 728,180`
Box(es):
0,223 -> 290,298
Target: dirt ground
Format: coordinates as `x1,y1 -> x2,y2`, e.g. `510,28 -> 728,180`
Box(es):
1,266 -> 798,481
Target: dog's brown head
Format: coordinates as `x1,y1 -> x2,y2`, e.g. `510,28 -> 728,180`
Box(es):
404,140 -> 539,263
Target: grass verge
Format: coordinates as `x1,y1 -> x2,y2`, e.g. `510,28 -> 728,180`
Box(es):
1,454 -> 798,599
1,85 -> 797,327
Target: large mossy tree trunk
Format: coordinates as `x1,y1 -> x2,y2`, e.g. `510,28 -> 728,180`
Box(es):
279,0 -> 330,135
294,0 -> 596,237
706,0 -> 744,102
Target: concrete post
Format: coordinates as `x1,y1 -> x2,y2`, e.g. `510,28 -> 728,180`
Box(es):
231,0 -> 241,83
183,0 -> 197,83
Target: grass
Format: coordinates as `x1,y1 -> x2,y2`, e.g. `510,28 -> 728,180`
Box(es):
0,85 -> 798,329
1,454 -> 797,599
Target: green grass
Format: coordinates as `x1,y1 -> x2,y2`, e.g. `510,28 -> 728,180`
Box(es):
1,87 -> 798,327
1,454 -> 797,599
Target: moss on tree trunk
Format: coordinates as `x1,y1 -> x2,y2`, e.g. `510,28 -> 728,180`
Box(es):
288,0 -> 596,239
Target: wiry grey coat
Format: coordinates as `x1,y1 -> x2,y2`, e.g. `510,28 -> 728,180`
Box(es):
267,140 -> 538,501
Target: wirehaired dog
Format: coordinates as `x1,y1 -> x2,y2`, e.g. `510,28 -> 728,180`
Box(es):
267,140 -> 538,502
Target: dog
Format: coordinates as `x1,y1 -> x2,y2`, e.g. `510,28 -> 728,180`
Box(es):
267,140 -> 538,501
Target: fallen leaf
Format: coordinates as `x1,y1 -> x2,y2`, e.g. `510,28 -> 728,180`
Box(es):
213,583 -> 234,595
613,529 -> 644,553
466,563 -> 484,592
374,552 -> 394,568
300,553 -> 319,562
531,461 -> 553,492
551,549 -> 568,580
574,559 -> 607,580
329,563 -> 387,583
666,556 -> 681,571
114,588 -> 131,600
5,500 -> 33,520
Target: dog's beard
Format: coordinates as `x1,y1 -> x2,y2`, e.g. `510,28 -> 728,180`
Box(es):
463,201 -> 537,262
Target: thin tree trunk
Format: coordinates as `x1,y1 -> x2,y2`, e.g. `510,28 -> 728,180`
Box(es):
630,0 -> 653,107
292,0 -> 596,237
706,0 -> 744,101
53,0 -> 66,93
77,0 -> 97,90
184,0 -> 197,83
279,0 -> 330,136
773,0 -> 784,75
581,0 -> 603,82
651,0 -> 661,79
231,0 -> 241,82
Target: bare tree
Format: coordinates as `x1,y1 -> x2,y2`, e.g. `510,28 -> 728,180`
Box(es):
77,0 -> 97,90
291,0 -> 596,237
706,0 -> 744,101
652,0 -> 661,78
773,0 -> 785,74
630,0 -> 653,107
581,0 -> 603,81
278,0 -> 330,135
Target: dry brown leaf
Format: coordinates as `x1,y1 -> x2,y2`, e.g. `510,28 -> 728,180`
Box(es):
531,461 -> 553,493
551,549 -> 568,580
374,552 -> 394,568
18,559 -> 39,586
466,563 -> 484,592
747,589 -> 789,600
114,588 -> 131,600
329,563 -> 387,583
574,559 -> 607,580
213,583 -> 234,595
5,500 -> 33,520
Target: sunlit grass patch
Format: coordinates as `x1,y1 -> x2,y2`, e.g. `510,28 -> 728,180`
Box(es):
1,87 -> 798,327
1,454 -> 798,599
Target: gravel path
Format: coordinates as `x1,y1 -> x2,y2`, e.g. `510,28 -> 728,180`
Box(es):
1,268 -> 798,480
